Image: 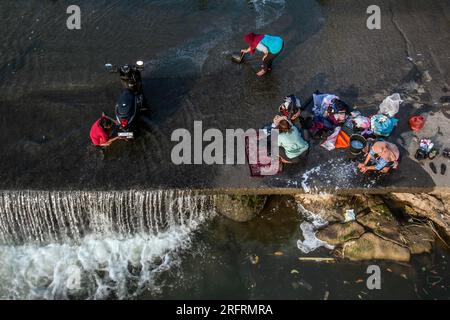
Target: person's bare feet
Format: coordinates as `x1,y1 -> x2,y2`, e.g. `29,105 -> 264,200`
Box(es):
257,69 -> 266,77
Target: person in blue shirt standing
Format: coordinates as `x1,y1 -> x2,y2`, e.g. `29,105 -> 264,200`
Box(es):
241,32 -> 284,77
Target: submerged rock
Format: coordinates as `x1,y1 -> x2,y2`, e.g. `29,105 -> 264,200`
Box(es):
214,195 -> 267,222
293,192 -> 448,261
400,224 -> 435,255
316,222 -> 365,246
343,233 -> 411,262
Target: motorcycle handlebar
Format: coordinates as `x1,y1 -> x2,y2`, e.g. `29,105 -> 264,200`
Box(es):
105,62 -> 144,73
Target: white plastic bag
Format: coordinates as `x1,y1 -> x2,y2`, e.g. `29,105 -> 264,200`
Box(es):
297,222 -> 334,254
379,93 -> 403,118
321,127 -> 341,151
344,209 -> 356,222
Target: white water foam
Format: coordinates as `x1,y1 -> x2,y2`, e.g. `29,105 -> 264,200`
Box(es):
296,203 -> 334,254
297,221 -> 334,254
144,32 -> 228,77
0,219 -> 207,300
249,0 -> 286,28
140,0 -> 286,77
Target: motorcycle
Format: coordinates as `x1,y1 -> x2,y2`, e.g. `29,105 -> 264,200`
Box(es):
105,61 -> 146,139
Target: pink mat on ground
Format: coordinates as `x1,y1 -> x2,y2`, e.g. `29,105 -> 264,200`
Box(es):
245,133 -> 282,177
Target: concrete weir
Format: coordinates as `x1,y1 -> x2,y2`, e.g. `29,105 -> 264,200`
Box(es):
0,1 -> 449,250
0,190 -> 217,245
0,0 -> 449,193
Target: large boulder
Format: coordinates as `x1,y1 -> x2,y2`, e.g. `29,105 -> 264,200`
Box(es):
388,193 -> 450,238
357,205 -> 402,244
214,195 -> 267,222
343,233 -> 411,262
316,222 -> 365,246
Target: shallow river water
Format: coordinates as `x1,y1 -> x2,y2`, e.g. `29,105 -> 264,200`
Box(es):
0,196 -> 449,300
0,0 -> 449,300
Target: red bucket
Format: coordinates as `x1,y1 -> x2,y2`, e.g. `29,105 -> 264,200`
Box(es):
409,116 -> 425,132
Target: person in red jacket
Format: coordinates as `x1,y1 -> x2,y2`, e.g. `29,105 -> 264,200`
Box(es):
89,113 -> 121,147
241,32 -> 284,76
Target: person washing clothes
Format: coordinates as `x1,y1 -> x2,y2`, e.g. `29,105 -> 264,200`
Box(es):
241,32 -> 284,76
273,116 -> 309,164
358,140 -> 400,174
278,94 -> 312,142
312,93 -> 350,129
89,113 -> 123,147
279,95 -> 301,122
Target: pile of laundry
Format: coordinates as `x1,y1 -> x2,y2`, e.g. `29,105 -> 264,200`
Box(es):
312,93 -> 402,151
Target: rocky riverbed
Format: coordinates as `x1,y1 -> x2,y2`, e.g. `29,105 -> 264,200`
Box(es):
216,192 -> 450,262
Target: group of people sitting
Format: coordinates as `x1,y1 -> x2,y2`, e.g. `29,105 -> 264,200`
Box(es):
270,93 -> 400,175
239,31 -> 401,175
90,30 -> 401,176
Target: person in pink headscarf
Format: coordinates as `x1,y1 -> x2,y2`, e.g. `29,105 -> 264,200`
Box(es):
241,32 -> 284,76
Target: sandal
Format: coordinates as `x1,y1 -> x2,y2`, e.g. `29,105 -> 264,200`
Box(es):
429,162 -> 437,174
441,163 -> 447,175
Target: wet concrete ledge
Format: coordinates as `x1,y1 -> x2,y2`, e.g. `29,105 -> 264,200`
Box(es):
1,186 -> 449,196
0,0 -> 449,192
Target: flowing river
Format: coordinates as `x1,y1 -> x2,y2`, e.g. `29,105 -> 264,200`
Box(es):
0,193 -> 448,299
0,0 -> 449,300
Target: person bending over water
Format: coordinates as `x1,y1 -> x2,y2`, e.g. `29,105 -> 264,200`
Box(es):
359,141 -> 400,174
274,116 -> 309,164
241,32 -> 284,77
89,113 -> 123,147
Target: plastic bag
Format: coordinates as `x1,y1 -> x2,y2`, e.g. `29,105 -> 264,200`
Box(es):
344,209 -> 356,222
379,93 -> 403,118
371,114 -> 399,136
409,116 -> 425,132
321,127 -> 341,151
353,116 -> 371,129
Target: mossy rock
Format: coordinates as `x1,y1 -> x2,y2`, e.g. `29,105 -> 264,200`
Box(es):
343,233 -> 411,262
357,207 -> 402,243
316,222 -> 365,246
215,195 -> 267,222
370,203 -> 393,218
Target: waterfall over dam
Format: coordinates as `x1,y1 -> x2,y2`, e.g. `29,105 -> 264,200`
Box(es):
0,190 -> 216,245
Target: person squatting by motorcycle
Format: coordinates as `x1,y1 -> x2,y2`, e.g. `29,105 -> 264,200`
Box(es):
89,61 -> 154,147
89,113 -> 124,147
